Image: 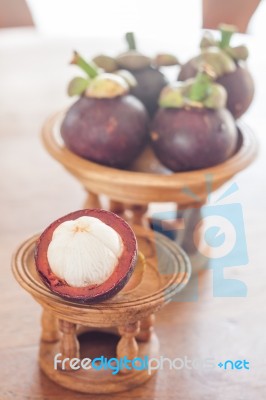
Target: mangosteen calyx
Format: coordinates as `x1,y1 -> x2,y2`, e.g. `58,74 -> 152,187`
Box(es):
153,53 -> 180,67
200,24 -> 249,63
191,47 -> 236,78
71,50 -> 99,78
92,54 -> 119,73
93,32 -> 179,72
86,73 -> 129,98
159,68 -> 227,110
92,33 -> 151,71
92,33 -> 179,116
68,51 -> 134,99
116,31 -> 152,70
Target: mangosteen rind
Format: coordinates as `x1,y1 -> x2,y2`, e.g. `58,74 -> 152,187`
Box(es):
35,209 -> 138,304
61,95 -> 149,168
130,66 -> 168,116
151,107 -> 238,172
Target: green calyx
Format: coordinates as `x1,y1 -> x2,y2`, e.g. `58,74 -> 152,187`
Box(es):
200,24 -> 249,63
68,51 -> 130,98
67,76 -> 90,97
192,47 -> 236,77
116,51 -> 151,70
153,53 -> 180,67
219,23 -> 236,49
188,70 -> 214,102
71,51 -> 99,78
125,32 -> 137,51
115,31 -> 151,70
86,73 -> 129,98
219,24 -> 249,61
93,32 -> 180,72
158,83 -> 185,108
159,68 -> 227,110
92,55 -> 139,84
224,45 -> 249,62
92,54 -> 118,72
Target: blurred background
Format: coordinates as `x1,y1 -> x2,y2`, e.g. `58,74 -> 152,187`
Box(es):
0,0 -> 265,36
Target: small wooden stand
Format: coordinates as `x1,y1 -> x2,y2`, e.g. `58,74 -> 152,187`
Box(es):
12,226 -> 191,394
41,112 -> 257,273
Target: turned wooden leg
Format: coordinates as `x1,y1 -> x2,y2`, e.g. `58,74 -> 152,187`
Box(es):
117,322 -> 140,374
59,320 -> 80,371
127,204 -> 149,227
175,203 -> 203,254
83,191 -> 101,209
136,314 -> 155,342
109,200 -> 125,217
41,309 -> 59,342
175,202 -> 209,273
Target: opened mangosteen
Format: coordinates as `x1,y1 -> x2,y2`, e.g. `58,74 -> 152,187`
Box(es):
93,32 -> 179,116
178,24 -> 254,118
35,209 -> 137,304
61,51 -> 149,169
151,67 -> 238,172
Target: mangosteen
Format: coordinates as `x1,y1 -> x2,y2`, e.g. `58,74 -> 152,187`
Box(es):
93,32 -> 179,116
35,209 -> 137,304
178,24 -> 254,118
61,51 -> 149,169
151,68 -> 238,172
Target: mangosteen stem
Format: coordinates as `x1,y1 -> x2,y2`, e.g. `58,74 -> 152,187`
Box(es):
188,70 -> 213,102
71,51 -> 98,78
219,24 -> 236,49
125,32 -> 137,50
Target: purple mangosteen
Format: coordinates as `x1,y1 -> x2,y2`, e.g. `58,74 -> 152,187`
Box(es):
151,68 -> 238,172
61,51 -> 149,169
93,32 -> 179,117
178,25 -> 254,119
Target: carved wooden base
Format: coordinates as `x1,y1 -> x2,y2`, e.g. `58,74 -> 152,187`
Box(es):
13,227 -> 191,394
39,326 -> 159,394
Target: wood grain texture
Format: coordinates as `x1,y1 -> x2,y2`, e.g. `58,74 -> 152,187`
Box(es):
1,29 -> 266,399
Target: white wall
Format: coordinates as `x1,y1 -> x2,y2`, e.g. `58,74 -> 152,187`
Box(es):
27,0 -> 202,39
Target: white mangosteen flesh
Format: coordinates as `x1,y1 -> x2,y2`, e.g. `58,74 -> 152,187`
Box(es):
47,216 -> 123,287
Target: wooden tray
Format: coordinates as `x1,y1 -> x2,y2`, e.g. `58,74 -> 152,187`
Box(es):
12,226 -> 190,324
12,226 -> 191,393
42,111 -> 258,205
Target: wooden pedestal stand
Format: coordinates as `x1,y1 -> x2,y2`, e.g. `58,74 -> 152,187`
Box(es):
42,112 -> 257,273
12,226 -> 191,394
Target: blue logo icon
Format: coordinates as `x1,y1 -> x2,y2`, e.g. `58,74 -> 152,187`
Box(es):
151,178 -> 248,300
